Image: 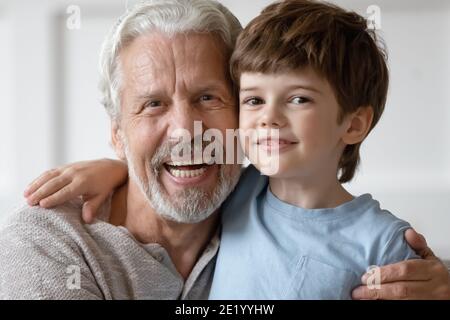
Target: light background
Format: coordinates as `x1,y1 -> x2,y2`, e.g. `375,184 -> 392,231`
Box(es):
0,0 -> 449,258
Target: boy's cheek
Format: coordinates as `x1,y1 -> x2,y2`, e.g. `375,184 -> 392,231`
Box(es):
239,111 -> 254,130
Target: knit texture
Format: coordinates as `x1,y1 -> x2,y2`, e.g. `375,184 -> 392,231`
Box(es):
0,201 -> 218,300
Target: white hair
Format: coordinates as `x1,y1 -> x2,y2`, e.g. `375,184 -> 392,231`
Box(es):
99,0 -> 242,119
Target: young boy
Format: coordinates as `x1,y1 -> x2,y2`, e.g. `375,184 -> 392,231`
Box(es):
207,0 -> 418,299
24,0 -> 419,299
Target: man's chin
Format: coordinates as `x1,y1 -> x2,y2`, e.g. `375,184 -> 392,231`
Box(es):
149,185 -> 219,224
134,161 -> 241,224
158,204 -> 219,225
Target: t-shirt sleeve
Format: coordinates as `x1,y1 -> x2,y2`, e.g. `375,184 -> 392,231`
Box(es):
0,213 -> 103,300
379,223 -> 420,266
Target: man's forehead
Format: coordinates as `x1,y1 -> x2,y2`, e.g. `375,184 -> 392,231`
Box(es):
121,32 -> 227,73
120,32 -> 230,94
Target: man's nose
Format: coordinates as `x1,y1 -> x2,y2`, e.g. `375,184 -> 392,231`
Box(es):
168,102 -> 203,142
259,103 -> 287,128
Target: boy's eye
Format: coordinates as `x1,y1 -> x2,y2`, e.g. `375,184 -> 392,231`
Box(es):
290,96 -> 310,104
243,97 -> 264,106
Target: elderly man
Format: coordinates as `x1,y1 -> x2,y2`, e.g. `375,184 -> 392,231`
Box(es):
0,0 -> 449,300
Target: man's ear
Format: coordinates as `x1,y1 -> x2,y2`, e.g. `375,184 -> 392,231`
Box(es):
342,106 -> 374,145
111,119 -> 126,160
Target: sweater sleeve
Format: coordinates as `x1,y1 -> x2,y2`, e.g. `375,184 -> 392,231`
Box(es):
0,207 -> 104,300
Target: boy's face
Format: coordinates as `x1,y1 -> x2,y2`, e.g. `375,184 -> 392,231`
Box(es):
239,67 -> 348,179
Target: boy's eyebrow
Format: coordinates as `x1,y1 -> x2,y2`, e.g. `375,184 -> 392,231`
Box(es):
240,87 -> 259,93
240,85 -> 322,94
286,85 -> 322,94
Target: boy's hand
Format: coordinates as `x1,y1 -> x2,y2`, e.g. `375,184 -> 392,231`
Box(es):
24,159 -> 128,224
352,229 -> 450,300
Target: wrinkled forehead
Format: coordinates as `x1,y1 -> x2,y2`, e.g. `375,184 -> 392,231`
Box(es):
119,32 -> 232,93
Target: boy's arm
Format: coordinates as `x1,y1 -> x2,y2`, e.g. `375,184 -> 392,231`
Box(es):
352,229 -> 450,300
24,159 -> 128,223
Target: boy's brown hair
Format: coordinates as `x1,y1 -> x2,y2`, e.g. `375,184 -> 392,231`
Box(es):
231,0 -> 389,183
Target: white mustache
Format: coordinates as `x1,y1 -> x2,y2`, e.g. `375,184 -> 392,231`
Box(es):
151,138 -> 223,169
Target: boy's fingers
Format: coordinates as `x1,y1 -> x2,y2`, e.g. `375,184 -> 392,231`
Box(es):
361,259 -> 433,284
82,194 -> 108,224
38,184 -> 79,208
81,206 -> 95,224
24,169 -> 61,197
27,176 -> 71,206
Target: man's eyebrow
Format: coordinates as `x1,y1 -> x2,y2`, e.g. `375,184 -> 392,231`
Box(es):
194,83 -> 228,92
135,90 -> 166,100
134,84 -> 229,101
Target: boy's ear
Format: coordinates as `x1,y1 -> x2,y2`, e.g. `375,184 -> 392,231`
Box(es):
341,106 -> 374,145
111,120 -> 126,160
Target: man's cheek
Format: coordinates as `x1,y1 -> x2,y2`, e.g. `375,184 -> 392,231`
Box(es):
131,121 -> 159,145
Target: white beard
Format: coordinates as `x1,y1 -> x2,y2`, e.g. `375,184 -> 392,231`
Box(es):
124,138 -> 241,224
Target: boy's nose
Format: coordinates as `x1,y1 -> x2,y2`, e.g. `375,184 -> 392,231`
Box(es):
259,106 -> 287,128
261,120 -> 281,128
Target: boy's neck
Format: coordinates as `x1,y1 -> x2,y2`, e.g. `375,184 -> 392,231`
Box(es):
269,173 -> 354,210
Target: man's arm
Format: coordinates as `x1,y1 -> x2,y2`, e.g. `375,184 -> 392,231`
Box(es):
0,208 -> 103,299
352,229 -> 450,300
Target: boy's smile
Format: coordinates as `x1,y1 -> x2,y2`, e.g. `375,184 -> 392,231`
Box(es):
256,136 -> 299,153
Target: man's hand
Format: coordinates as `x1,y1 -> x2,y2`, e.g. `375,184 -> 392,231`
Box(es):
352,229 -> 450,300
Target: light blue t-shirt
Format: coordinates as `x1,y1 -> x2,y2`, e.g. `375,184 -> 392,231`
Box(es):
209,166 -> 419,300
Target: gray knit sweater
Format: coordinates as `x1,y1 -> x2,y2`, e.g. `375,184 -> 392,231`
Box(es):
0,201 -> 218,300
1,202 -> 449,300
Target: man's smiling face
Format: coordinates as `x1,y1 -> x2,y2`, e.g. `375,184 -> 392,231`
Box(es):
112,32 -> 241,223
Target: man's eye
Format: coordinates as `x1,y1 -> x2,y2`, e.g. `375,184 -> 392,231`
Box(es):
198,95 -> 224,109
145,101 -> 162,108
290,96 -> 310,104
243,97 -> 264,106
199,95 -> 216,102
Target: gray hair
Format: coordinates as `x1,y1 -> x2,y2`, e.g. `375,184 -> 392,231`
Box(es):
99,0 -> 243,119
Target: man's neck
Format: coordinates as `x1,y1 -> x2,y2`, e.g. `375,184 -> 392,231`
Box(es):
109,181 -> 219,280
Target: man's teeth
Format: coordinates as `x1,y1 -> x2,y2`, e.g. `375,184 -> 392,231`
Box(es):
167,161 -> 198,166
168,167 -> 207,178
